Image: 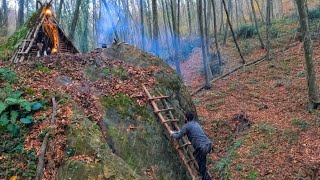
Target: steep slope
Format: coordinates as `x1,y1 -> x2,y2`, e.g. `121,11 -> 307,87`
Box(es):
0,44 -> 197,179
191,39 -> 320,179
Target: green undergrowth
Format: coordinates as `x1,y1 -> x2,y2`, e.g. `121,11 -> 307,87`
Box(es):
0,68 -> 44,179
0,10 -> 41,61
214,139 -> 244,179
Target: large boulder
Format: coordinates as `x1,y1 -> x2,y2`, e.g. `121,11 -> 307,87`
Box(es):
100,44 -> 196,179
56,106 -> 141,180
52,44 -> 197,179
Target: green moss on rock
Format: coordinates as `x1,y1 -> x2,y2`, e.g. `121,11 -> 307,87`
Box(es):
101,94 -> 190,179
57,106 -> 140,180
99,44 -> 198,179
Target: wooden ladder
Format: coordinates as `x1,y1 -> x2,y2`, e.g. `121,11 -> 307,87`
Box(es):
143,85 -> 201,180
10,15 -> 45,63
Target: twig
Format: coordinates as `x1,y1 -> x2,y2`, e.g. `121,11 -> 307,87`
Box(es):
35,133 -> 49,180
191,40 -> 301,96
51,97 -> 57,124
35,97 -> 57,180
191,58 -> 263,96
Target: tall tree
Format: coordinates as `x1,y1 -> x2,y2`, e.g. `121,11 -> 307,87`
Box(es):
211,0 -> 222,65
250,0 -> 265,49
186,0 -> 192,37
1,0 -> 8,35
197,0 -> 211,89
171,0 -> 182,77
222,0 -> 245,64
57,0 -> 64,22
296,0 -> 320,109
80,0 -> 89,52
266,0 -> 272,60
17,0 -> 25,29
140,0 -> 145,49
69,0 -> 81,40
152,0 -> 159,55
255,0 -> 265,23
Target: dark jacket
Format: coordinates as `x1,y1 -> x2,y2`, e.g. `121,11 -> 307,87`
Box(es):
172,120 -> 212,150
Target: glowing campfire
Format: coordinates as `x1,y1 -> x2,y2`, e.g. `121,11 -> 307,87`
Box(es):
45,9 -> 52,16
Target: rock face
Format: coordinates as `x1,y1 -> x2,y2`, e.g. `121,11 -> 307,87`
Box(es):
56,107 -> 141,180
58,44 -> 196,179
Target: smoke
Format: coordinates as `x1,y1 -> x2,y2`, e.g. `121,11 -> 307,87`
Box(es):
96,0 -> 202,65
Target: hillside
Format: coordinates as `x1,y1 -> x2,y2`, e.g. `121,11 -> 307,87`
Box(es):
181,18 -> 320,179
0,45 -> 198,179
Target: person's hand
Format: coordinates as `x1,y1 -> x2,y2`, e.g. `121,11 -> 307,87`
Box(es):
169,130 -> 175,136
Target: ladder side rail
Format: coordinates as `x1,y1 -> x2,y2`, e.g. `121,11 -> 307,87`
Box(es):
24,16 -> 46,54
143,86 -> 197,180
161,98 -> 199,171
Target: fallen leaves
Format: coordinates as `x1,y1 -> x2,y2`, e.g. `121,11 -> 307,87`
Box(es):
7,48 -> 161,179
187,39 -> 320,178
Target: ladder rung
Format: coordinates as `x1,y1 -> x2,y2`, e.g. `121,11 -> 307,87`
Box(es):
149,96 -> 169,100
177,142 -> 192,149
186,158 -> 196,163
162,119 -> 179,123
155,108 -> 174,113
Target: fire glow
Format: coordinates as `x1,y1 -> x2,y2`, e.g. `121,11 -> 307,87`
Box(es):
45,9 -> 52,16
52,48 -> 58,53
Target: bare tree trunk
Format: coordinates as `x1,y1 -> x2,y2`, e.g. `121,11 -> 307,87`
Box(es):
223,0 -> 232,44
198,0 -> 212,88
222,0 -> 246,64
266,0 -> 272,60
69,0 -> 81,40
140,0 -> 145,49
296,0 -> 320,109
255,0 -> 265,23
57,0 -> 64,22
219,1 -> 224,32
235,0 -> 240,29
186,0 -> 192,36
161,0 -> 170,51
80,0 -> 89,52
25,0 -> 29,18
145,0 -> 153,45
250,0 -> 265,49
171,0 -> 182,77
93,0 -> 97,46
2,0 -> 8,35
152,0 -> 159,55
17,0 -> 25,29
211,0 -> 222,65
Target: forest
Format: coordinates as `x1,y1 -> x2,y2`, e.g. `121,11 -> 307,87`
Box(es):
1,0 -> 320,179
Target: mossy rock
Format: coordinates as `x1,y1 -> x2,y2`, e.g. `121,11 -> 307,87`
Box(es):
100,44 -> 197,179
56,107 -> 140,180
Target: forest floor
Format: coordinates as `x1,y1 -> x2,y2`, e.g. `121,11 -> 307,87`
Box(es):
181,19 -> 320,179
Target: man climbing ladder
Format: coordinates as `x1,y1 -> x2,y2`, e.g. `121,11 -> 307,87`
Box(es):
170,112 -> 213,180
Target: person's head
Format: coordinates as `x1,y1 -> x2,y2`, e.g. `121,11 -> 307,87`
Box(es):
184,111 -> 196,123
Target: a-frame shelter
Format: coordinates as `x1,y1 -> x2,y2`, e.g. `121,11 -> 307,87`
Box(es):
11,1 -> 79,63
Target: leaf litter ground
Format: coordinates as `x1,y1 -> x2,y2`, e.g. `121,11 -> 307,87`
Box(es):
0,49 -> 161,179
181,37 -> 320,178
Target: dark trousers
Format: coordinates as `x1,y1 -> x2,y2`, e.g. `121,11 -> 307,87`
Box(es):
194,144 -> 212,180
